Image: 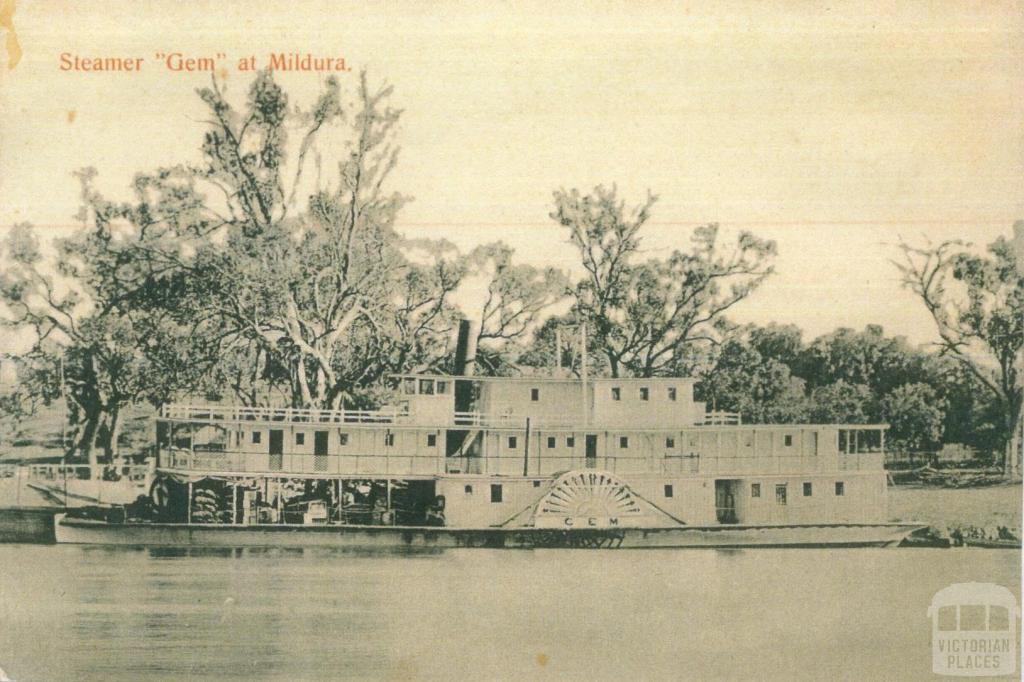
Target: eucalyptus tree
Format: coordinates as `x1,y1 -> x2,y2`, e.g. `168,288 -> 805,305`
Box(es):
895,229 -> 1024,476
550,185 -> 777,378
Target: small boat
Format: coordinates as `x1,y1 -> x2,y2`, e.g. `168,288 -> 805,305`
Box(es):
962,538 -> 1022,550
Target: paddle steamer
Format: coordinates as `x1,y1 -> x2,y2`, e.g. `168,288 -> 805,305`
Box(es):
55,324 -> 920,548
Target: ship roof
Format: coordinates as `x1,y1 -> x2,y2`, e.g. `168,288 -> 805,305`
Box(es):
390,373 -> 695,383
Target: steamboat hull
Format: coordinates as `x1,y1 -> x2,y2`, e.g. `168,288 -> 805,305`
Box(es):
54,515 -> 922,549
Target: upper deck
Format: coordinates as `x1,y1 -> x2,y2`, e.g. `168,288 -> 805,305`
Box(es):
156,373 -> 888,479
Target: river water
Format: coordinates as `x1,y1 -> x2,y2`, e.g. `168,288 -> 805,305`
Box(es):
0,545 -> 1019,681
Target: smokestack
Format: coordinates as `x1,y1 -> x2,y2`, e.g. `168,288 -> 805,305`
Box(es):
453,318 -> 478,413
453,318 -> 478,377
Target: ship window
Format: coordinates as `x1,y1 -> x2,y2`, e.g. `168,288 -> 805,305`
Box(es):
490,484 -> 503,503
611,387 -> 621,401
666,437 -> 675,449
668,387 -> 677,401
566,436 -> 575,448
427,434 -> 437,447
547,436 -> 556,448
403,377 -> 416,395
464,485 -> 473,495
835,481 -> 845,496
839,428 -> 882,454
252,431 -> 262,444
784,434 -> 793,447
508,436 -> 518,449
436,380 -> 449,395
385,433 -> 395,447
339,432 -> 349,446
751,483 -> 761,498
296,432 -> 305,445
775,484 -> 787,505
419,379 -> 435,395
859,429 -> 882,452
619,436 -> 629,449
533,480 -> 542,487
640,387 -> 649,401
803,482 -> 812,497
664,484 -> 673,498
531,388 -> 540,401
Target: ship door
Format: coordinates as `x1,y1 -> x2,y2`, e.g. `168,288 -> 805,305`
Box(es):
715,479 -> 739,524
585,435 -> 598,469
314,431 -> 329,472
269,429 -> 283,471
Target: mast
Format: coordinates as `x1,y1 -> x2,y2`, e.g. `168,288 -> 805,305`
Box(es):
554,327 -> 562,376
580,322 -> 589,426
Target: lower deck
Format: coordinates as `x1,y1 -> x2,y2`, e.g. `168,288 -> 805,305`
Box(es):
145,467 -> 889,530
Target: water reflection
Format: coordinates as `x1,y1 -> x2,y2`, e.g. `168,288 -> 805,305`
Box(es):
0,545 -> 1019,681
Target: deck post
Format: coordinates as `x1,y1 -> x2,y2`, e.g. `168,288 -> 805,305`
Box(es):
580,322 -> 589,426
386,479 -> 392,525
232,484 -> 239,525
336,479 -> 342,523
187,480 -> 192,524
523,418 -> 531,476
276,478 -> 282,523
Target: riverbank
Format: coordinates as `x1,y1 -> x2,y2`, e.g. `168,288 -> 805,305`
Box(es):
888,482 -> 1021,529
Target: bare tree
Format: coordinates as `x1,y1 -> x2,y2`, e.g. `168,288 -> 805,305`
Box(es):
467,242 -> 569,373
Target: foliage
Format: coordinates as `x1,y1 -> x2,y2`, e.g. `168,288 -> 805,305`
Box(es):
695,335 -> 809,423
895,231 -> 1023,472
551,185 -> 776,377
880,383 -> 946,453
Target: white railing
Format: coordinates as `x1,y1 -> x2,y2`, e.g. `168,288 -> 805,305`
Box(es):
162,404 -> 410,424
701,411 -> 742,425
451,412 -> 579,429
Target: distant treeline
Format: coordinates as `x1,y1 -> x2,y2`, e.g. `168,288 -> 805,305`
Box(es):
0,72 -> 1018,471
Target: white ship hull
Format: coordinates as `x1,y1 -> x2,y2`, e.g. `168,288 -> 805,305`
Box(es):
54,514 -> 923,549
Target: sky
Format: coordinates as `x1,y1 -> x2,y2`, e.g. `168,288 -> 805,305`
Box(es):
1,1 -> 1021,351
